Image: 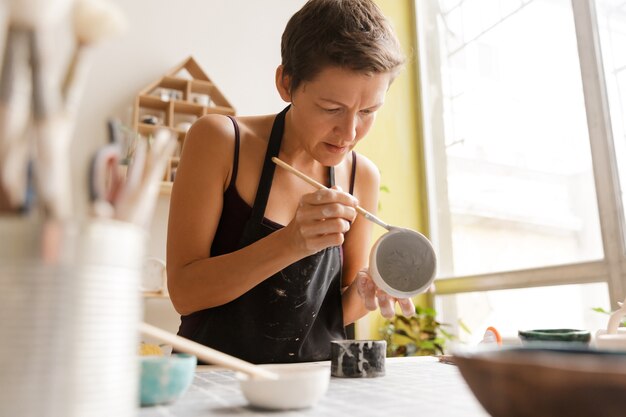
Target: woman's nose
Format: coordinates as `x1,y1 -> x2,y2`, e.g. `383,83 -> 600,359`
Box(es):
334,113 -> 358,142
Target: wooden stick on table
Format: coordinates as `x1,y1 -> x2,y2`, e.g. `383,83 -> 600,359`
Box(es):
140,322 -> 279,380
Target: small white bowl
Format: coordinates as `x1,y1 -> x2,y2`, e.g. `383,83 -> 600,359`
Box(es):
236,364 -> 330,410
595,328 -> 626,351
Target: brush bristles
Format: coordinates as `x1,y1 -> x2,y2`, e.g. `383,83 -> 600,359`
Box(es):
9,0 -> 74,28
73,0 -> 127,44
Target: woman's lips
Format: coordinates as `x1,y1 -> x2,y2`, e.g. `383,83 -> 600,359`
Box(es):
324,143 -> 349,154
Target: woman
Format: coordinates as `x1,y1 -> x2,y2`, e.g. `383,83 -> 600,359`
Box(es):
167,0 -> 415,364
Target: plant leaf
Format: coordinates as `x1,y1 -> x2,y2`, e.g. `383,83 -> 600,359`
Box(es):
458,318 -> 472,335
592,307 -> 611,315
394,329 -> 417,342
439,328 -> 455,340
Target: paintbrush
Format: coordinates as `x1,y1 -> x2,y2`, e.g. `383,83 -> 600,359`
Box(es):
29,0 -> 125,220
114,129 -> 177,228
4,0 -> 74,218
62,0 -> 127,115
30,28 -> 74,220
0,26 -> 31,212
0,0 -> 74,213
272,157 -> 393,230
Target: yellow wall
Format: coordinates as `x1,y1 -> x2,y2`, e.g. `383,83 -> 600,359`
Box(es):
361,0 -> 427,236
355,0 -> 431,339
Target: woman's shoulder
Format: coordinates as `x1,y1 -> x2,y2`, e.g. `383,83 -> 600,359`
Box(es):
189,113 -> 275,144
183,114 -> 236,151
352,151 -> 380,188
180,113 -> 272,158
174,115 -> 237,192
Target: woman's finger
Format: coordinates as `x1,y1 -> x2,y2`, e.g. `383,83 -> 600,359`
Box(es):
301,188 -> 357,208
376,291 -> 395,318
356,272 -> 378,311
397,297 -> 415,317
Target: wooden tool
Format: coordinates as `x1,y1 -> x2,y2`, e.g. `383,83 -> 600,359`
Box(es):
139,322 -> 279,380
271,157 -> 393,230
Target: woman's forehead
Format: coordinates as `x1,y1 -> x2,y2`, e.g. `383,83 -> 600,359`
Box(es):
300,66 -> 392,101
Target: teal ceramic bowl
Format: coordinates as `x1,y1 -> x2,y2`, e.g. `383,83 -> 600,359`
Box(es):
518,329 -> 591,345
139,353 -> 197,407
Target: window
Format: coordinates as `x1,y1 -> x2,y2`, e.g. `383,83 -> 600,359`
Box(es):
416,0 -> 626,342
597,1 -> 626,236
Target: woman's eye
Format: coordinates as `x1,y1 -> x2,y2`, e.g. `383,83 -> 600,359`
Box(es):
360,109 -> 374,115
324,108 -> 341,114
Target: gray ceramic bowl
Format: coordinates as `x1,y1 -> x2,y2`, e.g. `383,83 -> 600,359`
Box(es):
139,353 -> 197,406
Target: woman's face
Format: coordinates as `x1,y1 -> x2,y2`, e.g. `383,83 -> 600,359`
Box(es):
283,65 -> 393,166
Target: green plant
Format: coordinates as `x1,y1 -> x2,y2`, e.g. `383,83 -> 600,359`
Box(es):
592,306 -> 626,327
379,306 -> 454,356
378,184 -> 390,212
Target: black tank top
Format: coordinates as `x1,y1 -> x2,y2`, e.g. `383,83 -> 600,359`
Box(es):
178,106 -> 357,363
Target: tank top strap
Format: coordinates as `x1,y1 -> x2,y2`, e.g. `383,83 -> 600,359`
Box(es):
329,152 -> 356,193
249,106 -> 289,224
349,151 -> 357,195
226,115 -> 240,189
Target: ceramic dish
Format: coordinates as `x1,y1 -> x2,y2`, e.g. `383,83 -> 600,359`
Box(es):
236,364 -> 330,410
454,346 -> 626,417
518,328 -> 591,344
369,228 -> 436,298
595,328 -> 626,351
139,353 -> 197,407
330,340 -> 386,378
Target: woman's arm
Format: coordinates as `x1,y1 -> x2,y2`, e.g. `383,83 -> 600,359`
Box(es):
166,115 -> 301,315
340,154 -> 380,324
340,155 -> 415,325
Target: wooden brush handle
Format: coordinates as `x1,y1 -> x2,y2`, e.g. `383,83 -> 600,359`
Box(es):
140,322 -> 279,380
272,157 -> 391,230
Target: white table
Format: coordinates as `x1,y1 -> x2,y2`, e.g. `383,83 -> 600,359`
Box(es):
139,356 -> 489,417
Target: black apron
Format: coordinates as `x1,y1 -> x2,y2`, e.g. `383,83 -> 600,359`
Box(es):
188,106 -> 346,364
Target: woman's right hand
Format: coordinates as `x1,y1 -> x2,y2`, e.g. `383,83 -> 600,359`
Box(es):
285,186 -> 358,255
354,270 -> 415,319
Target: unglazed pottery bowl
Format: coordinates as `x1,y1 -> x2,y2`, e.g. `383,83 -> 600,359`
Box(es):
236,364 -> 330,410
139,353 -> 197,406
369,228 -> 436,298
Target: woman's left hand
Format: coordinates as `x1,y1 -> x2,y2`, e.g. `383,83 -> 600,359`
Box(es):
354,270 -> 415,318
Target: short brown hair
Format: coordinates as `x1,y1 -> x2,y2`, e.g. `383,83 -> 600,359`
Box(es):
281,0 -> 405,93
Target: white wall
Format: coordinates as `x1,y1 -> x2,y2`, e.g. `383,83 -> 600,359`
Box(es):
76,0 -> 308,218
73,0 -> 306,332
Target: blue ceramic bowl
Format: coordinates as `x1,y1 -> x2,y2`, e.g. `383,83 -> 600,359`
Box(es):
139,353 -> 197,406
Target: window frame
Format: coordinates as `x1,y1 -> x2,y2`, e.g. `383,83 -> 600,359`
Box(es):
415,0 -> 626,307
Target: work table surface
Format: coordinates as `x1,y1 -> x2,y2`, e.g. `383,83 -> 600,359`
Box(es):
139,356 -> 489,416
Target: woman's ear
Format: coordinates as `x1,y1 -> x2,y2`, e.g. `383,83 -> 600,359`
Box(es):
275,65 -> 292,102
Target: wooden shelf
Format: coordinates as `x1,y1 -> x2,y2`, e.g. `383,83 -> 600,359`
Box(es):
142,290 -> 170,299
160,182 -> 173,195
132,56 -> 236,193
